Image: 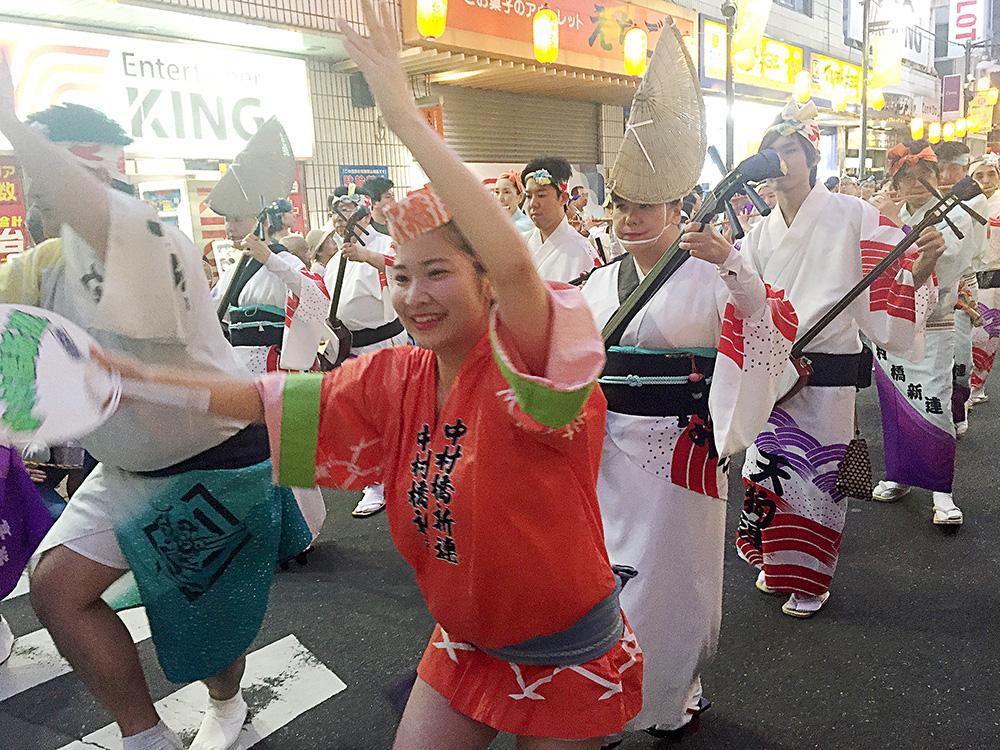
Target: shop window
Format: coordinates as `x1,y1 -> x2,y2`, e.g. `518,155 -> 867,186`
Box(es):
774,0 -> 812,17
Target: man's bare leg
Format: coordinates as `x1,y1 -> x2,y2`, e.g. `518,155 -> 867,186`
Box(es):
30,546 -> 159,737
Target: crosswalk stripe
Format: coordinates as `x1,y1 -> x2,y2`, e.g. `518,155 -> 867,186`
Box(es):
0,607 -> 151,702
2,572 -> 29,602
58,634 -> 346,750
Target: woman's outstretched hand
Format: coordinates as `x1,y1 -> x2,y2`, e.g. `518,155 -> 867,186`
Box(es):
337,2 -> 417,127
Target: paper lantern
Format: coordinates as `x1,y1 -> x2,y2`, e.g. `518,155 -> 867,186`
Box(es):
928,121 -> 941,144
793,70 -> 812,104
416,0 -> 448,39
968,118 -> 981,133
533,6 -> 559,64
870,88 -> 885,111
942,121 -> 956,141
623,26 -> 648,76
956,118 -> 968,137
910,117 -> 924,140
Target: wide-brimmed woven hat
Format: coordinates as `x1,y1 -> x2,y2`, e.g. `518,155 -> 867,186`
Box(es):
207,117 -> 296,218
608,22 -> 706,204
306,224 -> 338,256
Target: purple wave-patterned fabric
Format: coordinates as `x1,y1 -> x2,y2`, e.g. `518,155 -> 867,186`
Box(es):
0,447 -> 53,598
754,408 -> 848,501
874,366 -> 955,493
979,303 -> 1000,338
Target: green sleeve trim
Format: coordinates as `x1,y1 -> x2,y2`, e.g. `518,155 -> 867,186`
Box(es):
278,373 -> 323,487
490,332 -> 595,429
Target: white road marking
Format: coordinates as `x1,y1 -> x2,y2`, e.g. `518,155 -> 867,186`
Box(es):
2,572 -> 29,602
59,635 -> 346,750
0,608 -> 150,702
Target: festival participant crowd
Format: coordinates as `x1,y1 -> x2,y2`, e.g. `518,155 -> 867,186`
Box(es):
0,3 -> 994,747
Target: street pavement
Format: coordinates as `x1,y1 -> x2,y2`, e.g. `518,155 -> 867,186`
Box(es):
1,386 -> 996,749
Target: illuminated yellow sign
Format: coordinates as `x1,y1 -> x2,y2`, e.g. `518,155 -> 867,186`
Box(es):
810,54 -> 863,105
703,19 -> 803,93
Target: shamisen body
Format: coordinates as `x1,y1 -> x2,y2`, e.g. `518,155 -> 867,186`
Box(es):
105,3 -> 642,746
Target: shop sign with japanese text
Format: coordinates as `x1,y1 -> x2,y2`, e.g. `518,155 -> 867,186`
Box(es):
0,21 -> 314,159
401,0 -> 696,76
702,19 -> 804,94
0,160 -> 27,261
809,54 -> 863,105
337,165 -> 391,191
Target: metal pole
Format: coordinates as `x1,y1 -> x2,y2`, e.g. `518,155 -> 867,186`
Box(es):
724,7 -> 736,171
859,0 -> 871,180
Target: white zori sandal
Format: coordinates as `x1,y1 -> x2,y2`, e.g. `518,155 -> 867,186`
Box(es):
932,493 -> 963,526
781,592 -> 831,619
755,570 -> 782,596
872,481 -> 910,502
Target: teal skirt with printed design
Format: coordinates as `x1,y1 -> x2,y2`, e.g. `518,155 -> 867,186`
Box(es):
113,459 -> 311,683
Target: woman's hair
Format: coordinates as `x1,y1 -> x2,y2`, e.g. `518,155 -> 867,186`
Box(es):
437,221 -> 486,275
759,130 -> 819,187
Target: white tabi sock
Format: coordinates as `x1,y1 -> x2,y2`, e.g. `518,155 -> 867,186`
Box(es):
121,721 -> 183,750
932,492 -> 959,512
189,692 -> 248,750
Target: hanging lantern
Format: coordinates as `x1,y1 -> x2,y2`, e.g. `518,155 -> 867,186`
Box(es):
871,88 -> 885,111
793,70 -> 812,104
623,26 -> 648,76
910,117 -> 924,140
942,121 -> 956,141
533,6 -> 559,64
968,118 -> 981,134
928,121 -> 942,144
416,0 -> 448,40
956,118 -> 968,137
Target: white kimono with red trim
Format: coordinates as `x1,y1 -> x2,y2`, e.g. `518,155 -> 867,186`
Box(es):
971,191 -> 1000,395
736,185 -> 935,597
582,248 -> 797,732
233,252 -> 331,374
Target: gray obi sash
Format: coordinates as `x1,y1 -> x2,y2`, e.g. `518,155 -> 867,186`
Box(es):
480,565 -> 636,666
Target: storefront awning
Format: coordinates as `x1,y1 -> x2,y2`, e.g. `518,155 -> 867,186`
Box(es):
334,47 -> 640,106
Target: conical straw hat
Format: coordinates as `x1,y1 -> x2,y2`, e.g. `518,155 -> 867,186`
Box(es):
207,117 -> 296,218
608,23 -> 706,204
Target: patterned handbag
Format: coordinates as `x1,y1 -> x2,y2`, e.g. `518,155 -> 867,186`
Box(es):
836,430 -> 873,500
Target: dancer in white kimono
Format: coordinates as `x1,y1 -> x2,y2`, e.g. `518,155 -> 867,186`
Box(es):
522,156 -> 599,282
325,204 -> 408,518
736,104 -> 944,617
968,153 -> 1000,404
217,203 -> 330,375
583,31 -> 798,745
870,141 -> 983,524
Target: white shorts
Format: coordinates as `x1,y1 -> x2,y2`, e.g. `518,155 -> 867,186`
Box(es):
35,462 -> 327,571
36,462 -> 130,570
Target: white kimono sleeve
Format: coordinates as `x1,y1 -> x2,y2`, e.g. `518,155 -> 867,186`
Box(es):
708,247 -> 799,458
75,188 -> 201,343
851,208 -> 936,362
262,253 -> 333,371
